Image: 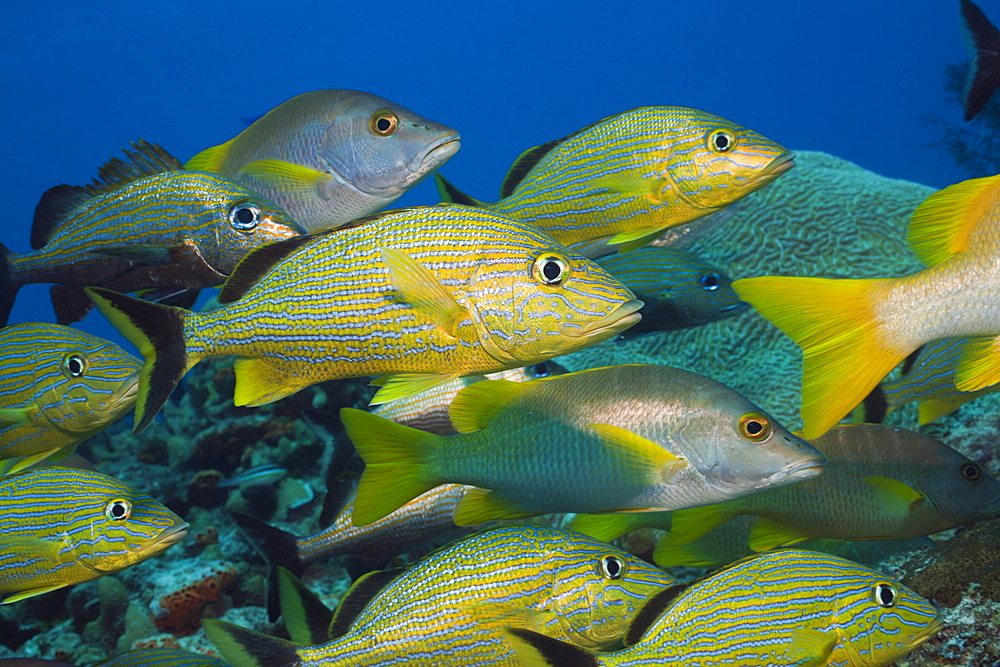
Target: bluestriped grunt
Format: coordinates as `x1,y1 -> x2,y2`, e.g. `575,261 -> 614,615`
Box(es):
205,525 -> 677,666
344,363 -> 824,527
187,90 -> 460,233
0,140 -> 301,325
0,467 -> 187,603
507,549 -> 941,667
0,323 -> 140,475
88,205 -> 641,433
436,106 -> 792,253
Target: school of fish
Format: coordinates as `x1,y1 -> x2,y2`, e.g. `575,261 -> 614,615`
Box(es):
5,28 -> 1000,661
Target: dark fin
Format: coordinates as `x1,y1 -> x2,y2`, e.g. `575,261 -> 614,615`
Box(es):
624,582 -> 691,646
142,287 -> 202,310
433,174 -> 485,206
319,469 -> 361,529
499,138 -> 565,198
86,140 -> 184,195
50,285 -> 95,325
202,619 -> 299,667
505,627 -> 598,667
856,384 -> 888,424
900,345 -> 924,376
218,234 -> 317,304
277,566 -> 334,645
328,567 -> 407,638
230,510 -> 304,623
31,184 -> 91,249
0,243 -> 16,327
84,287 -> 188,434
961,0 -> 1000,121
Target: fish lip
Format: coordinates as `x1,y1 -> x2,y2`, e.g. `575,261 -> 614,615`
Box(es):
400,133 -> 462,187
561,299 -> 645,338
749,151 -> 795,185
719,301 -> 749,313
764,458 -> 825,486
108,371 -> 141,410
134,521 -> 190,553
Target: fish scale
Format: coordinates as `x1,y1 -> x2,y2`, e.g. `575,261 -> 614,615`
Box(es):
0,323 -> 140,474
508,550 -> 941,667
0,467 -> 187,603
89,204 -> 640,433
205,525 -> 677,666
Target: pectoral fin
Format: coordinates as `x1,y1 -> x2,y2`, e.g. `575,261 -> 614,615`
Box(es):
239,159 -> 333,197
787,628 -> 837,666
381,247 -> 466,337
2,583 -> 70,604
587,423 -> 684,483
863,475 -> 926,516
0,406 -> 38,426
748,516 -> 812,552
93,243 -> 177,265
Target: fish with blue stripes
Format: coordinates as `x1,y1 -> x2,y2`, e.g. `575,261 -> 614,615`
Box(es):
0,322 -> 140,475
87,204 -> 641,433
91,648 -> 226,667
187,89 -> 461,233
0,140 -> 301,326
217,463 -> 288,489
435,106 -> 793,254
595,247 -> 747,340
343,363 -> 824,527
572,423 -> 1000,558
734,173 -> 1000,438
204,525 -> 677,666
507,549 -> 941,667
0,467 -> 187,603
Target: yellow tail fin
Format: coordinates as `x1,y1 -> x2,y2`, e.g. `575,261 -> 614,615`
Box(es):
733,275 -> 902,439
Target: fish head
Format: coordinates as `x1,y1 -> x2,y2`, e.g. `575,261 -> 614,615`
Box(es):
539,532 -> 676,650
74,486 -> 188,572
465,232 -> 643,363
914,441 -> 1000,524
317,93 -> 460,203
670,380 -> 825,498
656,109 -> 794,212
31,329 -> 142,437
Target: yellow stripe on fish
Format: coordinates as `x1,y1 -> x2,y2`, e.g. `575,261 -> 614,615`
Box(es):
0,140 -> 301,326
436,106 -> 792,254
0,323 -> 140,476
205,525 -> 677,667
734,173 -> 1000,438
0,467 -> 187,603
507,549 -> 941,667
87,205 -> 641,433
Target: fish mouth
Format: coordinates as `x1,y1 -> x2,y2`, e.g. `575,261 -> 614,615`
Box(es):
402,133 -> 462,185
749,151 -> 795,186
720,301 -> 749,313
561,299 -> 644,339
108,371 -> 141,410
135,521 -> 190,553
764,457 -> 825,486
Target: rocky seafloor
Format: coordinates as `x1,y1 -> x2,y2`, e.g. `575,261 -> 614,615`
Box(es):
2,151 -> 998,664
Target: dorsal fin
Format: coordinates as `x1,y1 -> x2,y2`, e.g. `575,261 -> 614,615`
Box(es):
218,234 -> 316,303
31,185 -> 92,249
85,140 -> 184,196
328,567 -> 407,638
277,566 -> 334,645
499,138 -> 565,198
434,174 -> 485,206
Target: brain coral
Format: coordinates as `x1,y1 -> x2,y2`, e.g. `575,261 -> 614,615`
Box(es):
561,150 -> 934,430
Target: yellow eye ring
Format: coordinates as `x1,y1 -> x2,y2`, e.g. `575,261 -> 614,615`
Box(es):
61,353 -> 88,378
707,129 -> 736,153
960,461 -> 983,483
105,498 -> 132,521
532,253 -> 571,286
370,109 -> 399,137
738,412 -> 772,442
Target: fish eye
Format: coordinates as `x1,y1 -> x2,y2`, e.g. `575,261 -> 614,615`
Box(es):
528,362 -> 552,378
370,109 -> 399,137
738,412 -> 772,442
61,353 -> 88,378
104,498 -> 132,521
960,461 -> 983,483
599,554 -> 627,580
708,129 -> 736,153
699,273 -> 721,291
229,201 -> 261,231
532,253 -> 571,286
872,582 -> 898,608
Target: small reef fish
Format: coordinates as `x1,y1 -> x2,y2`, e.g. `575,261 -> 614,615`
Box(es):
506,549 -> 942,667
574,423 -> 1000,556
960,0 -> 1000,121
0,467 -> 187,603
343,363 -> 824,527
91,648 -> 226,667
595,247 -> 747,340
435,106 -> 793,253
205,525 -> 678,666
88,205 -> 641,433
733,174 -> 1000,438
217,463 -> 287,488
373,362 -> 566,435
186,90 -> 461,233
877,337 -> 997,424
0,140 -> 301,326
0,323 -> 140,475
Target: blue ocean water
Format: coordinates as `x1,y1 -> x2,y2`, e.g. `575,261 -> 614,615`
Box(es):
0,1 -> 973,346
